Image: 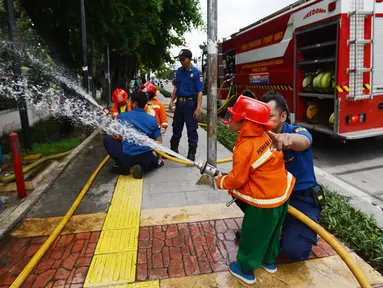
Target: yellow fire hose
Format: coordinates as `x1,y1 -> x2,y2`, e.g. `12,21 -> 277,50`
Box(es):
10,150 -> 371,287
155,150 -> 371,288
0,150 -> 72,183
10,155 -> 110,288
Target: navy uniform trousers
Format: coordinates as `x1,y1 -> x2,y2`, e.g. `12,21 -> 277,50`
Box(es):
103,136 -> 159,172
234,191 -> 321,262
170,99 -> 198,147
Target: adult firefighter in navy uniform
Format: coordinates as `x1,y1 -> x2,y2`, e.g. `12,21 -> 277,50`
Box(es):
169,49 -> 203,161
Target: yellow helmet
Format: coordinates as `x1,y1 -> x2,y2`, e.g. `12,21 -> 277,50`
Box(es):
306,103 -> 320,123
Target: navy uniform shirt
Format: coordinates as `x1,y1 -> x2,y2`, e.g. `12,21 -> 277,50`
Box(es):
281,122 -> 316,191
175,65 -> 203,97
117,108 -> 161,156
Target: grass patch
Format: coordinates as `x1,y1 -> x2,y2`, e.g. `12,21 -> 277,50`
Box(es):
0,117 -> 84,156
156,86 -> 172,98
207,112 -> 383,272
21,137 -> 82,157
320,190 -> 383,272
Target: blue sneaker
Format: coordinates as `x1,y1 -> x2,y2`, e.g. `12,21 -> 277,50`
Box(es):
229,262 -> 256,285
261,263 -> 277,273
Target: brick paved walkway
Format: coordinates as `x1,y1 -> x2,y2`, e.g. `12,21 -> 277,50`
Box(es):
0,232 -> 99,288
137,218 -> 341,282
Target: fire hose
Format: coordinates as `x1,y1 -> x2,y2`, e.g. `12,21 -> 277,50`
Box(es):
9,148 -> 371,287
155,150 -> 371,288
0,150 -> 72,183
10,155 -> 110,288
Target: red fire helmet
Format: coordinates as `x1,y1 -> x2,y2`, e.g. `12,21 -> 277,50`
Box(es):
146,83 -> 157,95
222,95 -> 276,130
112,88 -> 128,104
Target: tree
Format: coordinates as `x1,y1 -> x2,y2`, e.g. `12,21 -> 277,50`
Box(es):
155,66 -> 176,80
18,0 -> 204,93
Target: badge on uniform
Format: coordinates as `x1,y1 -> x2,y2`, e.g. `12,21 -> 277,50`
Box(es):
295,127 -> 307,133
190,73 -> 194,78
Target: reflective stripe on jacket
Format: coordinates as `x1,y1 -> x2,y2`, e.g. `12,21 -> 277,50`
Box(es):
110,102 -> 131,117
216,121 -> 296,208
145,98 -> 168,128
109,102 -> 131,140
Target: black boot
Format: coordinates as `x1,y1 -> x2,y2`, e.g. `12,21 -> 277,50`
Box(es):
187,145 -> 197,162
132,165 -> 143,179
170,142 -> 179,154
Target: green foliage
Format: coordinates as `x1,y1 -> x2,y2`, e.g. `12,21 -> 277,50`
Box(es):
155,66 -> 176,80
199,113 -> 237,150
0,118 -> 84,156
17,0 -> 204,89
22,137 -> 82,156
320,190 -> 383,272
156,86 -> 171,98
207,114 -> 383,272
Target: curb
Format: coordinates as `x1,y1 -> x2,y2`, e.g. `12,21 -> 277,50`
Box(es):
315,166 -> 383,230
0,128 -> 101,242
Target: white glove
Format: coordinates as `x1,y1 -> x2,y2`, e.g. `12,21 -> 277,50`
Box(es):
161,127 -> 167,134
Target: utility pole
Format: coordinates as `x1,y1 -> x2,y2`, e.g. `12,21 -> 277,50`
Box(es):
106,44 -> 111,108
80,0 -> 88,92
206,0 -> 218,170
5,0 -> 32,150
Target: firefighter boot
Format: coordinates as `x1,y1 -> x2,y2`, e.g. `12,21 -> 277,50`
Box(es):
170,142 -> 179,154
187,145 -> 197,162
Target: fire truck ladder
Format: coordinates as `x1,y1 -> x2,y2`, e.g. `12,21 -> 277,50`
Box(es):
347,0 -> 375,101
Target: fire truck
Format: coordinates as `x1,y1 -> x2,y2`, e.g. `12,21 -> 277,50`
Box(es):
217,0 -> 383,140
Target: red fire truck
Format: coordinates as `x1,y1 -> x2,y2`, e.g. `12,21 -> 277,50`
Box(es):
217,0 -> 383,140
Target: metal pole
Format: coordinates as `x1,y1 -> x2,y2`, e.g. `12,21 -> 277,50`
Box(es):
106,44 -> 111,108
207,0 -> 218,168
80,0 -> 88,92
91,38 -> 96,99
5,0 -> 32,150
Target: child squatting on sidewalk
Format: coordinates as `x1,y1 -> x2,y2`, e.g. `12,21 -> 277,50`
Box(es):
215,95 -> 296,285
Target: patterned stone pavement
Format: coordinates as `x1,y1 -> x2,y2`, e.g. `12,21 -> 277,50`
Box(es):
0,232 -> 99,288
136,218 -> 341,282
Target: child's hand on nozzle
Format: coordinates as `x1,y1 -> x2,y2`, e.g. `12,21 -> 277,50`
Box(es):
266,131 -> 292,152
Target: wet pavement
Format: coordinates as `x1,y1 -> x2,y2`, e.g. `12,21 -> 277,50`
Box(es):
27,133 -> 116,218
0,90 -> 382,287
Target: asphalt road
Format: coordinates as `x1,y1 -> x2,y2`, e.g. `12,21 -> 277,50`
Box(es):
162,81 -> 383,203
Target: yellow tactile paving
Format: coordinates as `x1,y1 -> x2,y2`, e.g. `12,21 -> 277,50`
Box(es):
107,280 -> 160,288
84,252 -> 137,286
95,228 -> 139,254
85,175 -> 143,287
103,209 -> 140,230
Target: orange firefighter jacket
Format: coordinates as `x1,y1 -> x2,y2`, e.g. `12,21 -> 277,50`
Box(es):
110,102 -> 131,118
216,121 -> 296,209
109,102 -> 131,140
145,98 -> 168,129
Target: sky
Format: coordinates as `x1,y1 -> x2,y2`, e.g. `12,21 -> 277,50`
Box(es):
170,0 -> 297,68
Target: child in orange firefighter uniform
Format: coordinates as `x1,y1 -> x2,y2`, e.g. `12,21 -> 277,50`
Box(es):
144,83 -> 168,134
109,88 -> 131,141
110,88 -> 131,118
215,95 -> 296,285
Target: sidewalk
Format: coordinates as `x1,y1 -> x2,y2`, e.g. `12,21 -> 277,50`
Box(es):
0,92 -> 383,287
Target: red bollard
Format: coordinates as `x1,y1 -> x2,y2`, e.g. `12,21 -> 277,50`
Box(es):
9,132 -> 26,198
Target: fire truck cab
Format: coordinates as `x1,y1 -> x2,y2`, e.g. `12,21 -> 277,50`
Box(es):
217,0 -> 383,140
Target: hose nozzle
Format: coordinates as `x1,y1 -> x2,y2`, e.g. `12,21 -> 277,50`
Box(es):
194,162 -> 220,177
